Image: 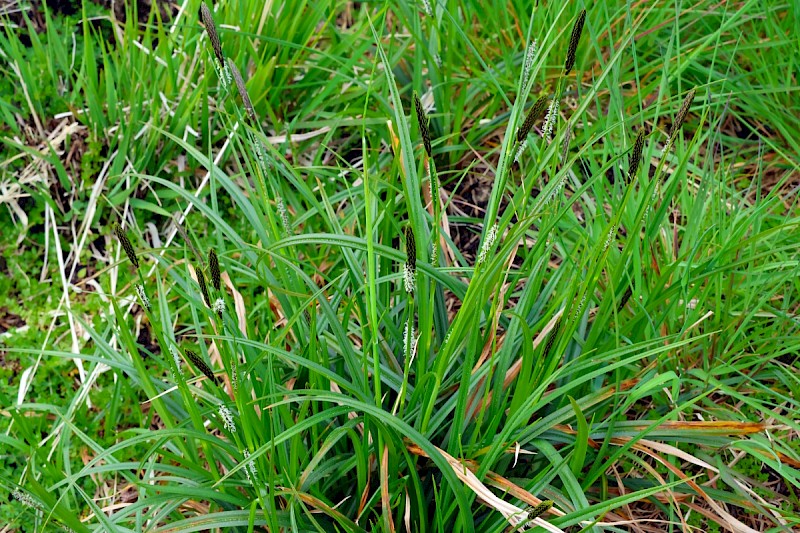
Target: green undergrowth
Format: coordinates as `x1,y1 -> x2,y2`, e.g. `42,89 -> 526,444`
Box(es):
2,0 -> 799,531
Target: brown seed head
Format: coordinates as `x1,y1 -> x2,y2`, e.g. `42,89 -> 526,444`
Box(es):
618,285 -> 632,312
404,225 -> 416,272
414,92 -> 432,158
560,126 -> 572,162
564,9 -> 586,74
185,349 -> 216,382
517,95 -> 549,143
208,249 -> 221,291
669,88 -> 696,141
200,3 -> 224,66
229,60 -> 256,123
627,128 -> 646,182
113,223 -> 139,269
542,318 -> 561,360
195,265 -> 211,307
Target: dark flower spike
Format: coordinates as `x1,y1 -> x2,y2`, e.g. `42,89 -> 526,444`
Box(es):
185,349 -> 216,382
195,265 -> 211,307
229,60 -> 256,123
208,249 -> 221,291
517,95 -> 549,143
564,9 -> 587,74
404,225 -> 416,273
542,318 -> 561,360
200,3 -> 224,66
414,92 -> 432,158
113,223 -> 139,269
618,285 -> 633,312
527,500 -> 554,521
668,88 -> 696,141
627,128 -> 646,182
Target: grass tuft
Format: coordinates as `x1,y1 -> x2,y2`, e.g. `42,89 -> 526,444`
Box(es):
2,1 -> 799,531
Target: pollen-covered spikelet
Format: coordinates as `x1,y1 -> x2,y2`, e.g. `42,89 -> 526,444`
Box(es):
242,449 -> 257,482
248,130 -> 269,174
542,98 -> 560,140
403,317 -> 419,364
218,404 -> 236,432
135,284 -> 151,310
477,223 -> 499,265
276,196 -> 291,236
421,0 -> 432,17
12,488 -> 40,510
521,39 -> 537,88
212,298 -> 226,316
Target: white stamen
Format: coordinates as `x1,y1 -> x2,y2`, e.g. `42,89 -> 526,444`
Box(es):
403,262 -> 416,293
12,489 -> 39,509
403,318 -> 419,365
218,405 -> 236,433
276,196 -> 291,236
242,449 -> 257,483
542,99 -> 559,140
136,284 -> 151,310
514,140 -> 527,163
477,223 -> 499,265
603,227 -> 616,252
522,40 -> 537,87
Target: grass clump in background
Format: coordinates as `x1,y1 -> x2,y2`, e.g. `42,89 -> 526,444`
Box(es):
1,0 -> 800,531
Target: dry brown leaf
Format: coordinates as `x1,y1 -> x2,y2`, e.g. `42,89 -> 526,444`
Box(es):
381,445 -> 396,532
